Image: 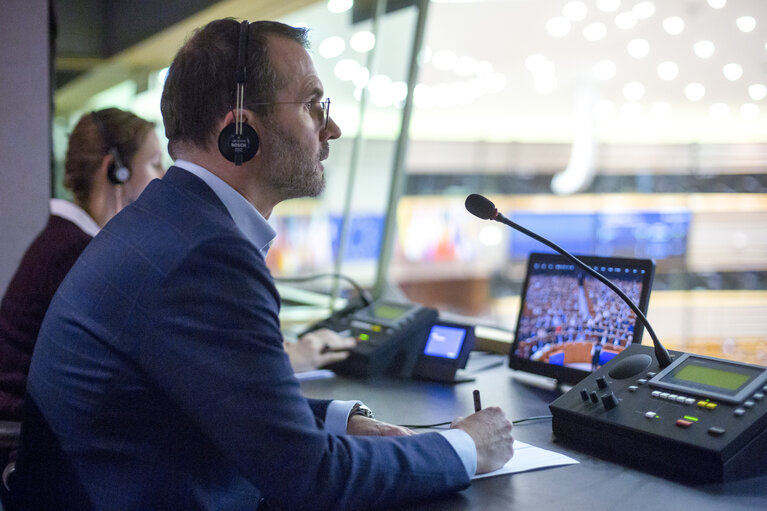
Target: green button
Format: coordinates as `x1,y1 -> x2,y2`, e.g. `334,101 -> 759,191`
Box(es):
358,333 -> 369,341
683,416 -> 699,422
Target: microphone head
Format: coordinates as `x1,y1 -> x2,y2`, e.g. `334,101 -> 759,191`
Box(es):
465,194 -> 498,220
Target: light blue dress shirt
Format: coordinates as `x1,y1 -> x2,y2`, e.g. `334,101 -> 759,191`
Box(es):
173,160 -> 477,477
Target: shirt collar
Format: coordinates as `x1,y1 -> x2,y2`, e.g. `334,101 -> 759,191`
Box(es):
174,159 -> 276,255
49,199 -> 100,237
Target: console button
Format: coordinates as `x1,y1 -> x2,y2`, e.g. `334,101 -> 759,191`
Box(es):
708,427 -> 726,437
675,419 -> 693,428
645,411 -> 657,419
743,400 -> 755,409
596,376 -> 607,389
580,389 -> 589,401
734,408 -> 746,417
753,392 -> 764,401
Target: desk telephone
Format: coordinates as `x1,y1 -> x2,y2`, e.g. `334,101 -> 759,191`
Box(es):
304,300 -> 475,381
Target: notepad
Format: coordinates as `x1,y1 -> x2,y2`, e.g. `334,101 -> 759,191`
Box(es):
472,440 -> 578,480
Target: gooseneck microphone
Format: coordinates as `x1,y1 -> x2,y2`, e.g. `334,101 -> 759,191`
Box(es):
465,193 -> 672,369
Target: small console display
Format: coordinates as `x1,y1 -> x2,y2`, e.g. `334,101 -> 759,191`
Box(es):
651,353 -> 767,403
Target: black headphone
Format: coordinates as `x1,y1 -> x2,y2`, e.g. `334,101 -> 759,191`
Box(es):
218,20 -> 259,165
92,111 -> 131,185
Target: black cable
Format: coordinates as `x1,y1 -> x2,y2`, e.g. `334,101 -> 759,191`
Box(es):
398,415 -> 552,429
274,272 -> 373,306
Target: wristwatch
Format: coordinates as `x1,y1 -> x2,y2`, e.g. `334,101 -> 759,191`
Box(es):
349,403 -> 374,420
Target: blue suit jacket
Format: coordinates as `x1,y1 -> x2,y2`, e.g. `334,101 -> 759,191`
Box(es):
17,167 -> 469,510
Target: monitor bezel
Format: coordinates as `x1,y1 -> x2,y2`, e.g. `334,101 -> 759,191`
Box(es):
508,252 -> 656,386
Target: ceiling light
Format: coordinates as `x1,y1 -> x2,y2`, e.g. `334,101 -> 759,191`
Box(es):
723,63 -> 743,81
368,74 -> 393,107
547,17 -> 572,37
657,61 -> 679,80
420,46 -> 433,64
391,81 -> 409,103
650,102 -> 672,118
684,83 -> 706,102
633,1 -> 655,20
627,39 -> 650,58
583,22 -> 607,41
615,12 -> 638,30
596,0 -> 621,13
318,36 -> 345,59
593,60 -> 617,81
623,82 -> 646,102
707,0 -> 726,8
334,59 -> 360,81
479,225 -> 503,247
663,17 -> 685,35
350,31 -> 375,52
620,102 -> 642,119
327,0 -> 353,14
741,103 -> 760,120
413,83 -> 433,109
432,50 -> 457,71
710,103 -> 730,119
693,40 -> 715,59
736,16 -> 756,33
748,84 -> 767,101
563,1 -> 588,21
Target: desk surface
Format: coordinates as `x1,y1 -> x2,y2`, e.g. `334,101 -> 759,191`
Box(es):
300,355 -> 767,511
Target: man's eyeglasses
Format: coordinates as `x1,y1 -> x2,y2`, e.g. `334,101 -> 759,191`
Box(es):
249,98 -> 331,129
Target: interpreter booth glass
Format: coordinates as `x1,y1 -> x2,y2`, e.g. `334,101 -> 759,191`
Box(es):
509,252 -> 656,386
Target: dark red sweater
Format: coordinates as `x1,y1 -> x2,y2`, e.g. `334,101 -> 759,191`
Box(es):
0,215 -> 92,420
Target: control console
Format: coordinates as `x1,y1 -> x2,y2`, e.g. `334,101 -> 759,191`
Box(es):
550,344 -> 767,483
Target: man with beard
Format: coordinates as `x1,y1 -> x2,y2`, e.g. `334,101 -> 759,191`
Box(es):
13,20 -> 514,511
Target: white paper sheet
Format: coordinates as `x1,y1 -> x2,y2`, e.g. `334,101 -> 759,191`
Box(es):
472,440 -> 579,480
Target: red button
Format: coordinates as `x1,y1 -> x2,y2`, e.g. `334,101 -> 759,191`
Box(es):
676,419 -> 693,428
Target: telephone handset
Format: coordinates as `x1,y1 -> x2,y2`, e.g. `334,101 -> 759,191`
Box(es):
304,299 -> 474,381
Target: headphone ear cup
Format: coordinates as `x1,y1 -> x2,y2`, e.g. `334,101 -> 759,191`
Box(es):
106,151 -> 131,185
218,122 -> 259,164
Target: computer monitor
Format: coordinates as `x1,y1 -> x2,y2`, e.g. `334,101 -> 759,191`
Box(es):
509,252 -> 655,386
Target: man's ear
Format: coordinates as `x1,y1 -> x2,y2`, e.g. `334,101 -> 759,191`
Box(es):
98,153 -> 114,183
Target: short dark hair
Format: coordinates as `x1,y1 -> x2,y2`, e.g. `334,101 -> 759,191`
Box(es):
65,108 -> 154,209
161,19 -> 309,158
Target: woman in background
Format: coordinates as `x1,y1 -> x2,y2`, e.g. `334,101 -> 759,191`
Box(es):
0,108 -> 164,421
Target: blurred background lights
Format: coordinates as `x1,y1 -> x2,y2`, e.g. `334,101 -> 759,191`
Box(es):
547,17 -> 572,37
663,17 -> 685,35
693,40 -> 715,59
563,1 -> 588,22
596,0 -> 621,13
593,60 -> 617,81
327,0 -> 353,14
723,63 -> 743,81
583,22 -> 608,41
736,16 -> 756,33
740,103 -> 759,120
657,61 -> 679,80
318,36 -> 345,59
707,0 -> 727,8
627,39 -> 650,59
749,84 -> 767,101
632,1 -> 656,20
741,103 -> 760,119
350,31 -> 375,53
623,81 -> 646,102
710,103 -> 731,119
685,83 -> 706,102
615,12 -> 638,30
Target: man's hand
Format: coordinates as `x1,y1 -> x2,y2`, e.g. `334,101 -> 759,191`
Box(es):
450,407 -> 514,474
347,415 -> 415,437
284,328 -> 356,373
